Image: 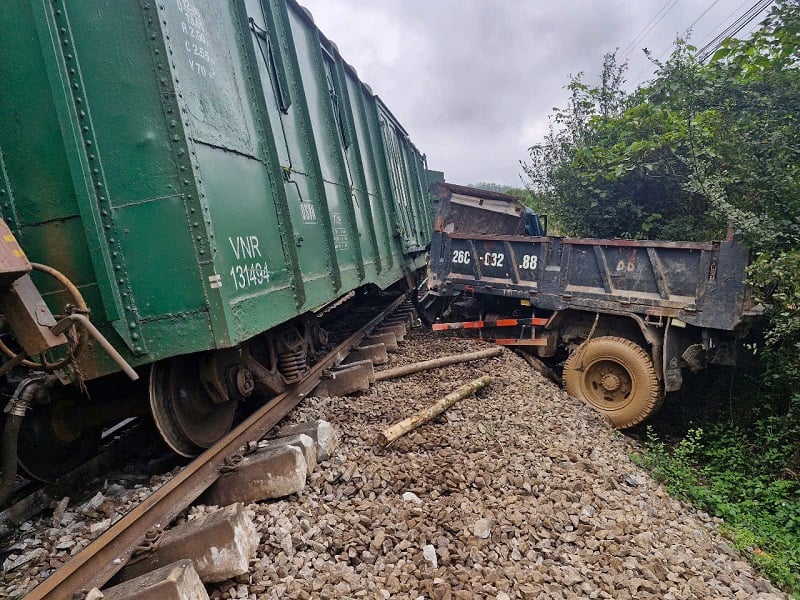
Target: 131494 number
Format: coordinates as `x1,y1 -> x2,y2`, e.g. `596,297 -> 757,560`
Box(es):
230,262 -> 270,291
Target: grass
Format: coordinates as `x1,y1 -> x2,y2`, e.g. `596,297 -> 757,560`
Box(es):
632,423 -> 800,596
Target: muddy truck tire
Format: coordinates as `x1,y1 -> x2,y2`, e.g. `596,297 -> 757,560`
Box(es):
563,336 -> 664,429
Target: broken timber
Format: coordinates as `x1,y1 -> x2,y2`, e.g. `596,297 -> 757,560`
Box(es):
377,375 -> 492,446
374,346 -> 502,382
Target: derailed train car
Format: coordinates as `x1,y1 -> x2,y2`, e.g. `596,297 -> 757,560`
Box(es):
0,0 -> 432,490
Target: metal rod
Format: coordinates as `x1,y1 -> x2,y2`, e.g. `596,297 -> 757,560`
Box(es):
52,314 -> 139,381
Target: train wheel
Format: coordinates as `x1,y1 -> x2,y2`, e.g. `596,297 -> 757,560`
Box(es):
563,336 -> 663,429
149,355 -> 237,457
17,388 -> 102,482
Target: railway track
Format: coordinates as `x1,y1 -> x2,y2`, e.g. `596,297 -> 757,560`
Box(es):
4,306 -> 789,599
20,294 -> 408,599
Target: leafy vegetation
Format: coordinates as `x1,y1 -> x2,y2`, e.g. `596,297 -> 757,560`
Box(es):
467,182 -> 518,194
634,423 -> 800,593
522,1 -> 800,593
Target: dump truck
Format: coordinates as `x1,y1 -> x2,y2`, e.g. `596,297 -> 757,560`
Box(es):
422,183 -> 761,428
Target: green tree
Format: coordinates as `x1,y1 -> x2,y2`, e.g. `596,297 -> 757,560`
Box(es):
523,2 -> 800,590
523,46 -> 725,240
523,0 -> 800,355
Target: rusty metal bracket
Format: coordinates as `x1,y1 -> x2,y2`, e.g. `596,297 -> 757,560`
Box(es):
128,525 -> 166,565
219,453 -> 243,474
51,314 -> 138,381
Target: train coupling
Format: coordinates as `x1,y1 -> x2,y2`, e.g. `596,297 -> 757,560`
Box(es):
0,219 -> 138,381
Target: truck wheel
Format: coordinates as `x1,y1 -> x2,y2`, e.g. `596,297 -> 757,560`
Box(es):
563,336 -> 663,429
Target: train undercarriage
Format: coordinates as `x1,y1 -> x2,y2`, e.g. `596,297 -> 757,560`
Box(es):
0,231 -> 387,505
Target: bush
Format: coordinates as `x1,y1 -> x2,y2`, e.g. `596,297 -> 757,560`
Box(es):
634,425 -> 800,594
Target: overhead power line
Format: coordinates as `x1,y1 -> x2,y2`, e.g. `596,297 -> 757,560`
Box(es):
628,0 -> 775,89
694,0 -> 751,45
622,0 -> 682,59
626,0 -> 725,89
683,0 -> 723,35
696,0 -> 774,61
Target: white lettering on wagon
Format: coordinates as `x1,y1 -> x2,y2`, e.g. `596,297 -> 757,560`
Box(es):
175,0 -> 217,80
300,201 -> 317,225
228,235 -> 269,291
332,212 -> 348,251
229,235 -> 261,260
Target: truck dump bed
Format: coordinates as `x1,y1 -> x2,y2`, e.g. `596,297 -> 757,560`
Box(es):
428,184 -> 755,332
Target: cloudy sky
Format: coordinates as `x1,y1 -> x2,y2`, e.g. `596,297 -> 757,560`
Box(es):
299,0 -> 771,187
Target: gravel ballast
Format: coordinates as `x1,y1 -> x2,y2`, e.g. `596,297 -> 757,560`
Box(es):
208,329 -> 788,599
2,328 -> 788,599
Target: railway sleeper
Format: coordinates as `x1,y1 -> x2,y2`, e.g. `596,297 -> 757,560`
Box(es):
313,361 -> 373,397
362,331 -> 399,351
383,313 -> 414,331
92,560 -> 207,600
343,342 -> 389,366
116,503 -> 258,585
376,322 -> 407,342
259,433 -> 318,473
202,442 -> 308,506
276,419 -> 340,461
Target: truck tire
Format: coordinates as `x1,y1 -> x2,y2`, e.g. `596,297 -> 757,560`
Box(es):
563,336 -> 663,429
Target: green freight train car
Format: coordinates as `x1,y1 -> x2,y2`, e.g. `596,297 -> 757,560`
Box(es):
0,0 -> 432,487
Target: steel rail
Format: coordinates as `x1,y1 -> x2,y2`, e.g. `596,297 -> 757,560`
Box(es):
29,294 -> 407,599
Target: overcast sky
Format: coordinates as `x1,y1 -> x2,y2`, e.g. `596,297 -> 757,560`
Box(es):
299,0 -> 771,187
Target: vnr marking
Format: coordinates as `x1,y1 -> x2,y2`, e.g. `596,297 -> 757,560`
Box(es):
229,235 -> 262,260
